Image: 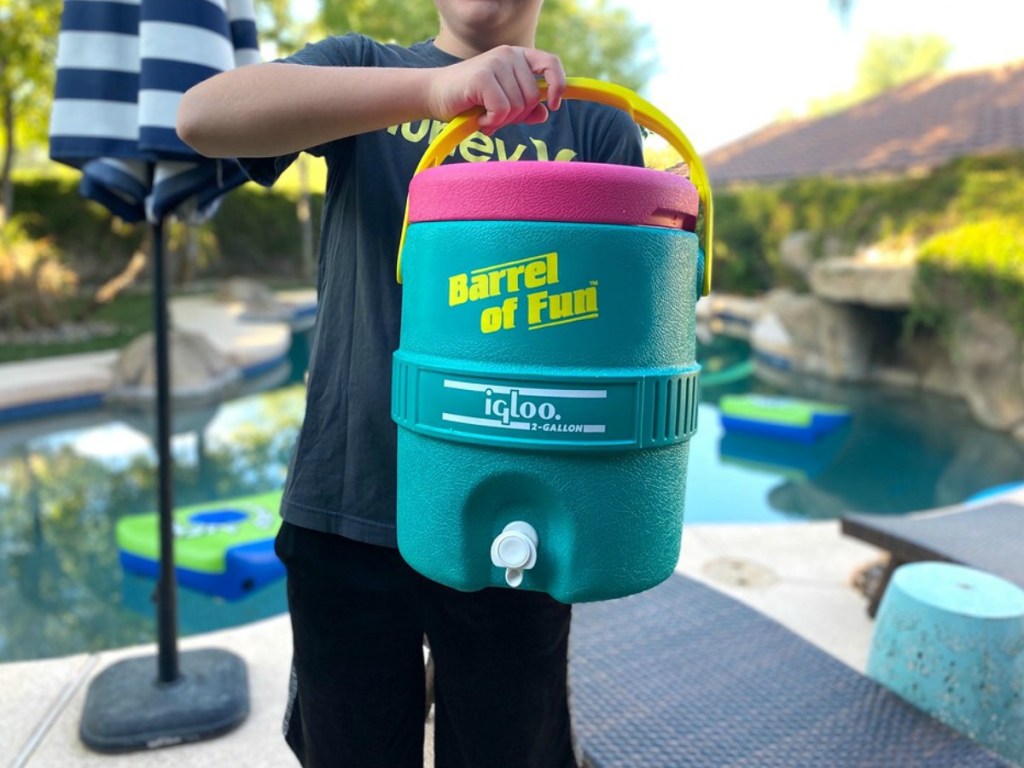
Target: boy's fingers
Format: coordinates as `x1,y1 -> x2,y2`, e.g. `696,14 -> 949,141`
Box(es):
522,103 -> 549,125
495,62 -> 532,127
524,49 -> 565,110
511,51 -> 544,123
477,74 -> 512,130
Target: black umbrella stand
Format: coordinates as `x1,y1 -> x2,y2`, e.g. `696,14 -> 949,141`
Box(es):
78,219 -> 250,753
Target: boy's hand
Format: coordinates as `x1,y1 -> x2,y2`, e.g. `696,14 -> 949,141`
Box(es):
428,46 -> 566,133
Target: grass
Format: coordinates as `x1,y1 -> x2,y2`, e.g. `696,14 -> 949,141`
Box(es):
0,275 -> 316,367
0,293 -> 154,365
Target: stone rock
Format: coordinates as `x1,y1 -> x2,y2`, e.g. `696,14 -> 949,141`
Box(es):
755,289 -> 923,385
817,302 -> 881,381
778,231 -> 817,278
750,310 -> 796,368
109,330 -> 241,404
764,289 -> 821,351
871,366 -> 920,389
808,248 -> 917,309
912,335 -> 963,398
701,293 -> 764,340
217,277 -> 282,315
949,310 -> 1024,431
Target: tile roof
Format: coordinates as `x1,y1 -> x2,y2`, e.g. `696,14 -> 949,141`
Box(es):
703,59 -> 1024,185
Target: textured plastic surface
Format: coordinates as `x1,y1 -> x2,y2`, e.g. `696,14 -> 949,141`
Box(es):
393,217 -> 700,602
570,573 -> 1016,767
841,501 -> 1024,591
407,161 -> 698,230
868,563 -> 1024,765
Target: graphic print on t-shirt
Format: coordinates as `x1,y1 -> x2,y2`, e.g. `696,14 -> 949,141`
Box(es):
386,119 -> 578,163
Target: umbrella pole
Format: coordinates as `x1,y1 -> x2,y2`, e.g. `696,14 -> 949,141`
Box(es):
77,219 -> 250,753
152,217 -> 180,683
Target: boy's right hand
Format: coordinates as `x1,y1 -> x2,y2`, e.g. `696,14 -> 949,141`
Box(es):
427,46 -> 566,134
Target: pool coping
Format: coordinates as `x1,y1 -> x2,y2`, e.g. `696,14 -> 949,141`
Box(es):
0,290 -> 316,427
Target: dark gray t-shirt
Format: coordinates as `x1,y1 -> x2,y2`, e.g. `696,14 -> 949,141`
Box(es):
242,33 -> 644,547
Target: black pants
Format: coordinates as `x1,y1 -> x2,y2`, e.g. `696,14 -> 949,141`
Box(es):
275,521 -> 578,768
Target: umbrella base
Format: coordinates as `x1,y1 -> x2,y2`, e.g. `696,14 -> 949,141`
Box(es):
79,648 -> 249,753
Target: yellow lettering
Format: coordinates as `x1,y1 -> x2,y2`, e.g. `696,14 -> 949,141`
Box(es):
469,274 -> 491,301
449,274 -> 468,306
505,265 -> 526,293
530,138 -> 549,161
528,291 -> 549,325
386,124 -> 400,135
524,259 -> 547,288
459,132 -> 494,162
574,287 -> 598,314
554,148 -> 578,162
545,252 -> 559,284
429,120 -> 448,143
401,120 -> 431,142
488,270 -> 504,295
549,292 -> 572,320
496,139 -> 528,162
480,306 -> 503,333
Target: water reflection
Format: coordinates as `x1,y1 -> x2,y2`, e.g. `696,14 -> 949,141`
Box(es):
698,337 -> 1024,522
2,334 -> 1024,661
0,383 -> 305,662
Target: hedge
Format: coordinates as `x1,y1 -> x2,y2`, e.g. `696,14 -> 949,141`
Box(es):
711,152 -> 1024,296
10,151 -> 1024,315
11,175 -> 323,284
916,216 -> 1024,332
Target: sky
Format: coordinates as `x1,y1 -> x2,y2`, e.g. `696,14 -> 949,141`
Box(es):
292,0 -> 1024,152
633,0 -> 1024,151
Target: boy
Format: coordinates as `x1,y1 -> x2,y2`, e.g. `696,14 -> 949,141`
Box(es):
177,1 -> 643,766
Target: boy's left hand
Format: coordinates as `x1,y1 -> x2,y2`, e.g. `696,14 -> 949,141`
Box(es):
427,45 -> 566,134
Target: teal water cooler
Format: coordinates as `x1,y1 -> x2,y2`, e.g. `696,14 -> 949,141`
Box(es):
392,79 -> 714,603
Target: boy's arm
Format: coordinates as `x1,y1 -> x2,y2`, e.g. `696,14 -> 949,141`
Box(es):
177,45 -> 566,159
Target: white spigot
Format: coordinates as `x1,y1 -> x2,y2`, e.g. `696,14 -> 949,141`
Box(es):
490,521 -> 539,588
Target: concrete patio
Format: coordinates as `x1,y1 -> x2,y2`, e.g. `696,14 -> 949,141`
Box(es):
2,520 -> 883,767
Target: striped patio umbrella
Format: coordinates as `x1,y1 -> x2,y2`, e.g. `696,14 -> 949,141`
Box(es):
50,0 -> 259,223
47,0 -> 260,753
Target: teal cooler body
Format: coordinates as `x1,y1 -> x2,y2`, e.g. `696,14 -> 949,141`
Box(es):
392,161 -> 702,603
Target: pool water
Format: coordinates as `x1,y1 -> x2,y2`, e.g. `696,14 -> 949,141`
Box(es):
1,335 -> 1023,662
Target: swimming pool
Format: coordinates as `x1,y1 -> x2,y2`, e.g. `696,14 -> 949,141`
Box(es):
1,336 -> 1023,662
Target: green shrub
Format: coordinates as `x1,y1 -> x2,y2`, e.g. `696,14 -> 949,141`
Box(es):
710,151 -> 1024,296
209,185 -> 323,277
915,216 -> 1024,332
12,174 -> 323,284
0,220 -> 79,330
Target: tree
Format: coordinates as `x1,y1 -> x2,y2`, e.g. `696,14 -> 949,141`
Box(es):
255,0 -> 307,58
319,0 -> 656,91
808,33 -> 951,116
854,34 -> 952,99
0,0 -> 62,224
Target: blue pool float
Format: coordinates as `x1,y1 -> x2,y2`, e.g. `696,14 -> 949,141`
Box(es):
116,491 -> 284,601
719,394 -> 851,444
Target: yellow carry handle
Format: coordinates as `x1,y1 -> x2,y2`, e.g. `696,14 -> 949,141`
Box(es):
396,77 -> 713,296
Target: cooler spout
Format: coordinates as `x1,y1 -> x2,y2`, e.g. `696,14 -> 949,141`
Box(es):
490,522 -> 539,588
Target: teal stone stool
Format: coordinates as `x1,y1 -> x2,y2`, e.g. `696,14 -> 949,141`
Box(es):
867,562 -> 1024,764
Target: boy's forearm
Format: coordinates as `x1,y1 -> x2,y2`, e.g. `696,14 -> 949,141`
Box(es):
177,63 -> 436,158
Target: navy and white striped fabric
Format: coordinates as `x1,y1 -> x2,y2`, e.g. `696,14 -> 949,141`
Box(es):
49,0 -> 260,223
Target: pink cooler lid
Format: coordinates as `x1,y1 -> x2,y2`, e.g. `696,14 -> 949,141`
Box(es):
407,161 -> 698,231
